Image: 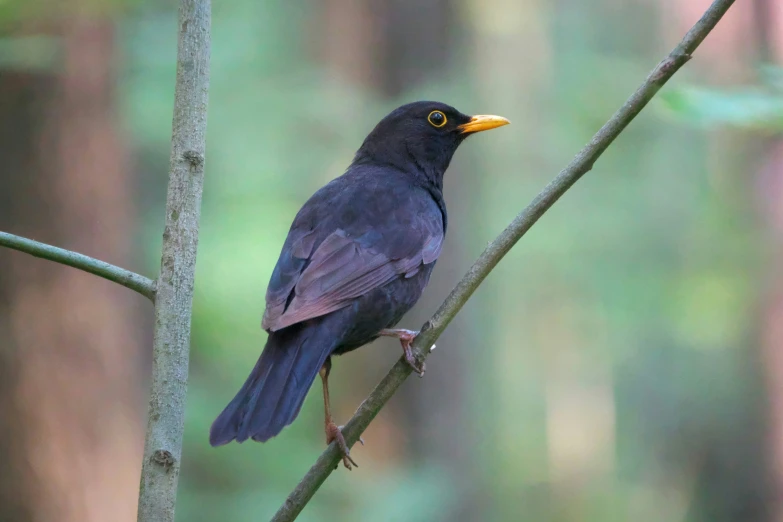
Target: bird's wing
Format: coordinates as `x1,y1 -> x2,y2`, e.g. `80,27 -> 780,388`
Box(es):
262,204 -> 443,332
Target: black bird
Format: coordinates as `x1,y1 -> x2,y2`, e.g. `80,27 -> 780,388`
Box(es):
209,101 -> 509,468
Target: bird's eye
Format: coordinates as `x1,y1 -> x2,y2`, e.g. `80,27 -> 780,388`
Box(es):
427,110 -> 447,128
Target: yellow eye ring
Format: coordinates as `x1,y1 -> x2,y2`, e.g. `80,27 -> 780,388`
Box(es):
427,110 -> 447,128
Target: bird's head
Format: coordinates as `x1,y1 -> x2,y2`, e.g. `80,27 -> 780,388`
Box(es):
352,101 -> 509,188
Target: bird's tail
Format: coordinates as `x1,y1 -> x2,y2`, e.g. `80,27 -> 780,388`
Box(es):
209,324 -> 335,446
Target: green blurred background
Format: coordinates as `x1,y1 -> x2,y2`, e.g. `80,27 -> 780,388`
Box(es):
1,0 -> 782,521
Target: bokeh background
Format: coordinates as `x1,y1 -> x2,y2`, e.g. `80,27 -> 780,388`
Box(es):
1,0 -> 782,520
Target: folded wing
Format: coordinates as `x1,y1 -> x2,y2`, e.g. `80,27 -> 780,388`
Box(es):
262,212 -> 443,332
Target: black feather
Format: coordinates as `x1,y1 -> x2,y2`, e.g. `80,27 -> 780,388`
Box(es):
209,323 -> 335,445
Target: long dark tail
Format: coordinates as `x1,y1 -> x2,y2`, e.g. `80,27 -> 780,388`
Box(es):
209,323 -> 335,446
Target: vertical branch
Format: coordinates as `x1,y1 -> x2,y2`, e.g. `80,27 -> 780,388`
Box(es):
136,0 -> 211,521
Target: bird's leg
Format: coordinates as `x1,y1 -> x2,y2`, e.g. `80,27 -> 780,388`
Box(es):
319,359 -> 358,470
378,328 -> 426,377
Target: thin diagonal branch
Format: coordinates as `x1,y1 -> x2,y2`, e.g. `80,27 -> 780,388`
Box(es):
271,0 -> 737,520
0,231 -> 155,300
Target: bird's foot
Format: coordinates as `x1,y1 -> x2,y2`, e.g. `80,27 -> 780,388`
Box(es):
379,328 -> 426,377
338,425 -> 364,446
326,421 -> 358,470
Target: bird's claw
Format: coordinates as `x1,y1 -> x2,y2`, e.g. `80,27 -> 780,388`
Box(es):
379,328 -> 426,377
403,346 -> 426,377
399,332 -> 425,377
338,425 -> 364,445
326,422 -> 358,470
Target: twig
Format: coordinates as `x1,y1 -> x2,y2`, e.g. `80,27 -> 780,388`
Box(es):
136,0 -> 211,520
0,231 -> 155,300
270,0 -> 737,520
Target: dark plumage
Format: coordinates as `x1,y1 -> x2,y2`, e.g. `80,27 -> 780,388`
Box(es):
209,101 -> 509,468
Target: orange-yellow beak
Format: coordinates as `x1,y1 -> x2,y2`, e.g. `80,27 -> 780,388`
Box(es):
458,114 -> 510,134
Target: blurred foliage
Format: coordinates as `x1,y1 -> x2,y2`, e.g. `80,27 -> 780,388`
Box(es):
0,0 -> 128,30
660,65 -> 783,131
0,0 -> 773,518
0,35 -> 60,72
61,0 -> 781,520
